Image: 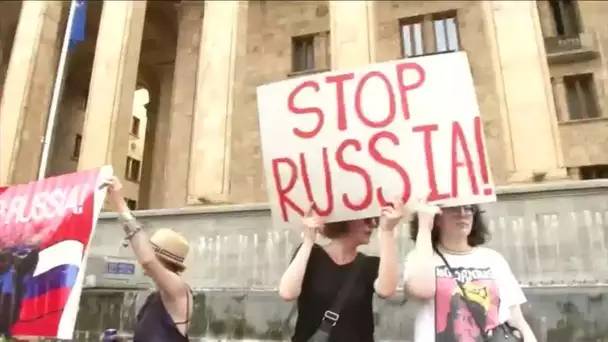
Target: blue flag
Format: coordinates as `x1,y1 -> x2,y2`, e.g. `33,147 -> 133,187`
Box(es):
69,0 -> 87,50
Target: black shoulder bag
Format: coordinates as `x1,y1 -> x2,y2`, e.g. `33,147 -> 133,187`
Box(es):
435,249 -> 523,342
307,254 -> 366,342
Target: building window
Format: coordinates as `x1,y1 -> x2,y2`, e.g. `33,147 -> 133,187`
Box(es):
125,157 -> 141,182
433,13 -> 459,53
549,0 -> 580,36
400,17 -> 424,58
580,165 -> 608,180
563,74 -> 598,120
400,12 -> 460,58
72,134 -> 82,161
292,35 -> 315,72
125,198 -> 138,210
131,117 -> 140,137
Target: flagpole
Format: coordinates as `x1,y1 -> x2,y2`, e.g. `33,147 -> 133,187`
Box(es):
37,0 -> 79,180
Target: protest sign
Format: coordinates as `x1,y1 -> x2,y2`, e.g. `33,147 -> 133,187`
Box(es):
0,166 -> 112,339
257,52 -> 496,228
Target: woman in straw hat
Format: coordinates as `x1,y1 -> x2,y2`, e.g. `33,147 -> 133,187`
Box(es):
104,176 -> 192,342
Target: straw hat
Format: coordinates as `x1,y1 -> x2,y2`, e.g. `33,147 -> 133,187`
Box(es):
149,228 -> 189,271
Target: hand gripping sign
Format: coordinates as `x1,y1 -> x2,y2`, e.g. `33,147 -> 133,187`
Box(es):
256,52 -> 496,229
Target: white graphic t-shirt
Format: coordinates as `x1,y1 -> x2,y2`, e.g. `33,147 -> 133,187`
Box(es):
403,247 -> 526,342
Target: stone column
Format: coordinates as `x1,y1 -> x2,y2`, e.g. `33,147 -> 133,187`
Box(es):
141,65 -> 174,209
482,1 -> 566,182
189,0 -> 248,203
329,1 -> 377,68
0,1 -> 64,185
138,100 -> 155,209
78,1 -> 147,183
153,2 -> 204,208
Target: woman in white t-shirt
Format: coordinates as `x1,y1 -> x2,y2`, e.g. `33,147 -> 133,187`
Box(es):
402,201 -> 537,342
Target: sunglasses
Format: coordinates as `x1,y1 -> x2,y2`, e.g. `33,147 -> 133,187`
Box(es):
442,205 -> 477,214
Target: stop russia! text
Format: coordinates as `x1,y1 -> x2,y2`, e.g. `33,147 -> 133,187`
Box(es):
272,61 -> 492,222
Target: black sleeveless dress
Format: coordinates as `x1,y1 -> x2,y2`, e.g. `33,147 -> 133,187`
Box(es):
133,291 -> 191,342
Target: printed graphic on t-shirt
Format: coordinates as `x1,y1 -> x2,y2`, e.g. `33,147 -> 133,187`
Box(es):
434,266 -> 500,342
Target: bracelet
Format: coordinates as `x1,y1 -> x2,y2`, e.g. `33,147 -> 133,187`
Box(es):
125,226 -> 142,240
122,219 -> 142,234
119,218 -> 143,247
117,211 -> 135,223
117,212 -> 142,236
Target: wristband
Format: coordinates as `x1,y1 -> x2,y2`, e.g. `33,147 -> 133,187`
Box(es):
118,214 -> 143,247
118,211 -> 135,222
125,226 -> 142,240
117,212 -> 141,235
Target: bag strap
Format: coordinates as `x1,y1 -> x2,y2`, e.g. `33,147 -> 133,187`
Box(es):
317,253 -> 366,333
185,286 -> 192,323
435,248 -> 488,336
174,286 -> 193,326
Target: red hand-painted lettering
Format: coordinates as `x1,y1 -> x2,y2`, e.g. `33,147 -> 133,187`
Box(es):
287,80 -> 324,139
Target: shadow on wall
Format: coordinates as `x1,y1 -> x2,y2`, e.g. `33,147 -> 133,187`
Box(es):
67,286 -> 608,341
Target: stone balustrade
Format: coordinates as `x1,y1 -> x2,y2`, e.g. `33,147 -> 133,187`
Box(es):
69,286 -> 608,341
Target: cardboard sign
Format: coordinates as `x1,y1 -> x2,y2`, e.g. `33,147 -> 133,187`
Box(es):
257,52 -> 496,228
0,166 -> 111,339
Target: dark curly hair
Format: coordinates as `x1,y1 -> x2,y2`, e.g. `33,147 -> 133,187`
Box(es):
323,221 -> 350,239
409,205 -> 490,247
323,218 -> 379,239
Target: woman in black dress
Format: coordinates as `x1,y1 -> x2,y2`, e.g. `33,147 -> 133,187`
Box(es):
279,200 -> 405,342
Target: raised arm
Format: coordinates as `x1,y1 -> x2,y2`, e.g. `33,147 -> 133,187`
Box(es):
373,198 -> 407,298
403,200 -> 440,300
278,205 -> 322,301
104,177 -> 185,299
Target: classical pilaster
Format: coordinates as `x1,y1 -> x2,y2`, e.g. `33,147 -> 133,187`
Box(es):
329,1 -> 377,68
188,0 -> 248,203
482,1 -> 566,182
78,1 -> 147,183
0,1 -> 64,185
140,65 -> 174,209
155,1 -> 204,208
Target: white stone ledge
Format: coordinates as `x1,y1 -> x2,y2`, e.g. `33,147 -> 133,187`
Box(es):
99,179 -> 608,219
496,178 -> 608,194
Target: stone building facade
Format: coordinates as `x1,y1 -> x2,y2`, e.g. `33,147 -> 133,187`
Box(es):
0,0 -> 607,210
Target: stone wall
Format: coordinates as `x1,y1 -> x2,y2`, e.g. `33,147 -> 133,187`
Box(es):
70,287 -> 608,341
73,179 -> 608,341
91,180 -> 608,288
